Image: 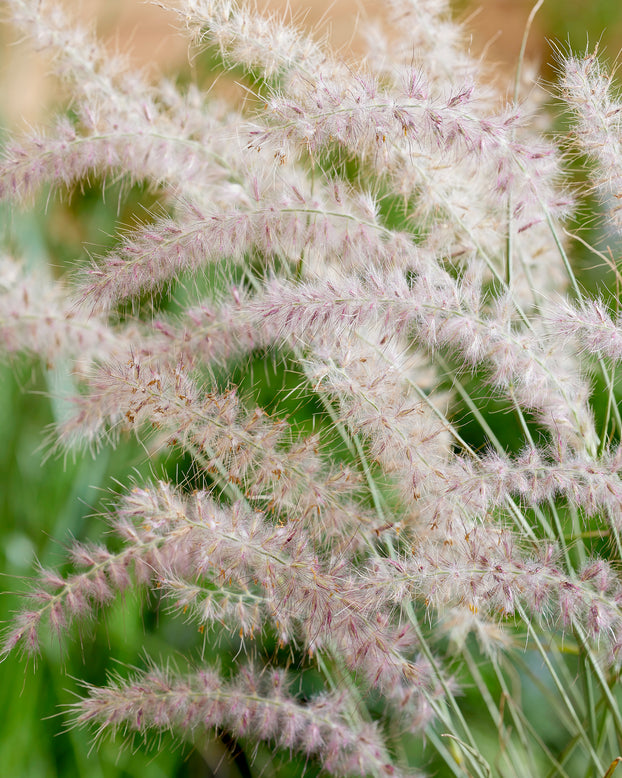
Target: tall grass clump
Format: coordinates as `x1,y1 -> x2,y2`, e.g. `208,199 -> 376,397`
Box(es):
3,0 -> 622,775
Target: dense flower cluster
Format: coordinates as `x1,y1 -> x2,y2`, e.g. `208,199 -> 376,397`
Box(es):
3,0 -> 622,776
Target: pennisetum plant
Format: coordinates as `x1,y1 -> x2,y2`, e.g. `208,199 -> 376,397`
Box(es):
2,0 -> 622,775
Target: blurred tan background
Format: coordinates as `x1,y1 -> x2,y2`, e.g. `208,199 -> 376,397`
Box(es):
2,0 -> 622,130
0,0 -> 569,127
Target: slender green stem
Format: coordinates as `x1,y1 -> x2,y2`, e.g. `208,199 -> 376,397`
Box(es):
518,605 -> 605,773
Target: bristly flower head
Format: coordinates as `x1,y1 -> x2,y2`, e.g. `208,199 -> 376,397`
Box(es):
3,1 -> 622,776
